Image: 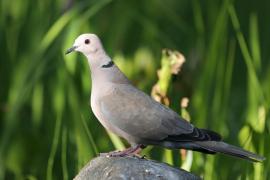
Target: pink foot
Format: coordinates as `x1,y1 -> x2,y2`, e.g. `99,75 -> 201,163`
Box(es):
99,144 -> 144,157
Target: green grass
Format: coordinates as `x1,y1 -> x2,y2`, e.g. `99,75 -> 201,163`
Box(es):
0,0 -> 269,179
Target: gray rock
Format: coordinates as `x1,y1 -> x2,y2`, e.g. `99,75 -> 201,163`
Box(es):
74,156 -> 201,180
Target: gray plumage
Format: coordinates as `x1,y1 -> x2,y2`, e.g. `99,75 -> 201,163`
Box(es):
66,33 -> 265,162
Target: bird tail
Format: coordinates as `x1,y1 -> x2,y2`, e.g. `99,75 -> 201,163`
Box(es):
193,141 -> 265,162
159,128 -> 265,162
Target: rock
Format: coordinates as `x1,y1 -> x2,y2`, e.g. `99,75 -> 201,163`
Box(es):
74,156 -> 200,180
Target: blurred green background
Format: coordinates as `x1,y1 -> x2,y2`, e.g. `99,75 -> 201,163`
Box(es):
0,0 -> 269,179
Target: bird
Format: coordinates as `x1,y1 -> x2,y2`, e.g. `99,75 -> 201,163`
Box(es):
65,33 -> 265,162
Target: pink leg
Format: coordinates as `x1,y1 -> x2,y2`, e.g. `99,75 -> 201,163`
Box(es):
100,144 -> 144,157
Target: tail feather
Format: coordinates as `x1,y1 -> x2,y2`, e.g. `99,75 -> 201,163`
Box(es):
160,127 -> 265,162
194,141 -> 265,162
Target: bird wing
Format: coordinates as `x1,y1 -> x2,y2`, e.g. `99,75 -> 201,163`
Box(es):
98,84 -> 194,140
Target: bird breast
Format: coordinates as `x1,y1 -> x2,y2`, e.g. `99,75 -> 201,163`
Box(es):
90,84 -> 134,142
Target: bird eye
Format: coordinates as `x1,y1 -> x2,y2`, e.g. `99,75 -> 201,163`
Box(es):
85,39 -> 90,44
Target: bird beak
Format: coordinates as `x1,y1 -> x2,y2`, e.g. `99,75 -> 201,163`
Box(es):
65,46 -> 78,55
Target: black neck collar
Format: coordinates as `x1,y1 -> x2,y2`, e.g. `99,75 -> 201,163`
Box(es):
101,61 -> 114,68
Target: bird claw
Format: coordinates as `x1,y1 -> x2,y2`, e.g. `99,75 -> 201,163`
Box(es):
99,144 -> 144,157
99,151 -> 120,157
131,154 -> 147,159
99,150 -> 129,157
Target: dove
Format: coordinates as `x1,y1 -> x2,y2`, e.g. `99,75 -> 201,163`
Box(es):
65,33 -> 265,162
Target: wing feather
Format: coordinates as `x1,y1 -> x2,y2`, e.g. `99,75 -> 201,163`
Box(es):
99,84 -> 193,140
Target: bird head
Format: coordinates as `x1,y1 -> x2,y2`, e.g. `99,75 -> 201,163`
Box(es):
65,33 -> 103,56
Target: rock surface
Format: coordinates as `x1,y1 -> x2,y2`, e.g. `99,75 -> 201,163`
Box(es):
74,156 -> 200,180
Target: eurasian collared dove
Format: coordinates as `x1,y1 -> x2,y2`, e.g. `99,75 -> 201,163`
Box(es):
66,33 -> 265,162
